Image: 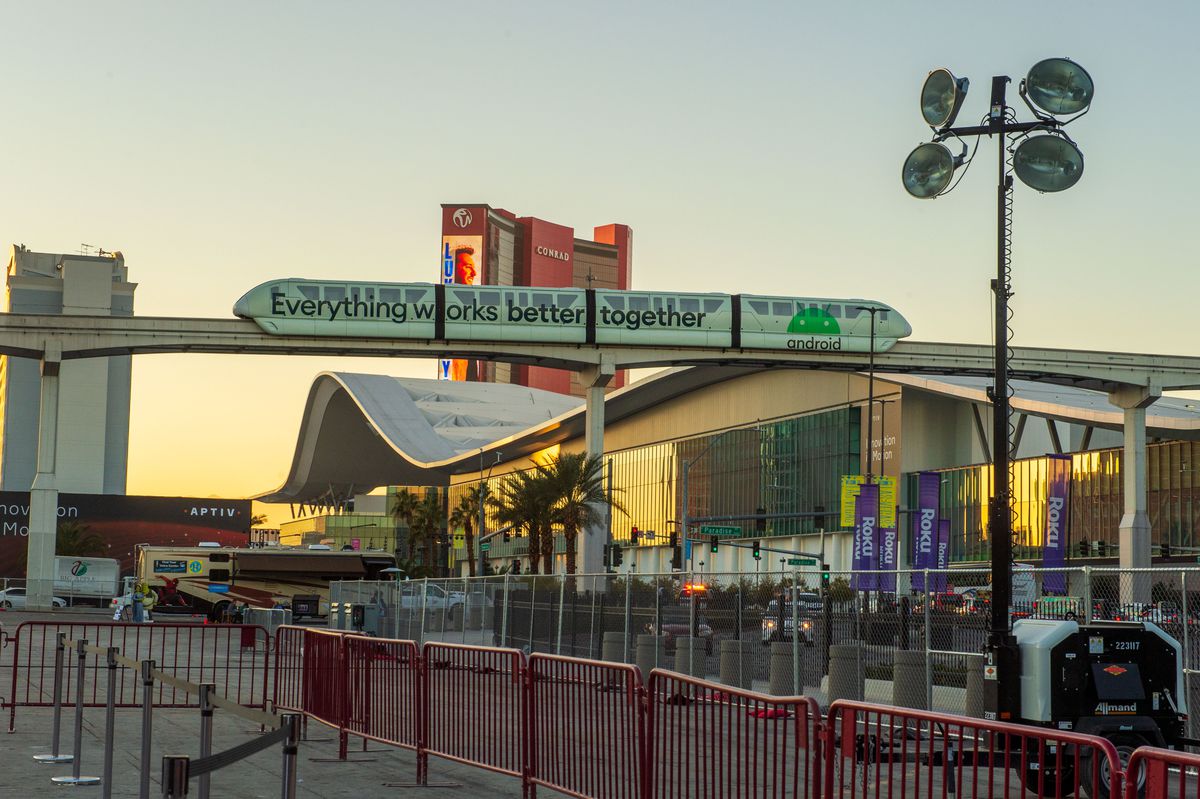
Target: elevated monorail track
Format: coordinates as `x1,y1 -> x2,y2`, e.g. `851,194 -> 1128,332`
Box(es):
0,313 -> 1197,391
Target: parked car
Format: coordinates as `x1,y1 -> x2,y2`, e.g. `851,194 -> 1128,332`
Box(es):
760,611 -> 816,645
647,606 -> 714,654
1033,596 -> 1084,619
0,587 -> 67,609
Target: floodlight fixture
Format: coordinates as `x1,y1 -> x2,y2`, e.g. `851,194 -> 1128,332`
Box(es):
1024,58 -> 1094,117
1013,134 -> 1084,192
901,142 -> 961,199
920,68 -> 969,129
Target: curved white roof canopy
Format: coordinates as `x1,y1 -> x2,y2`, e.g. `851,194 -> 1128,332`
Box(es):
258,367 -> 1200,503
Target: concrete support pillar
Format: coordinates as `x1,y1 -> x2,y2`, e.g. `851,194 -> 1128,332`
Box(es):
892,650 -> 927,710
719,639 -> 754,690
27,344 -> 64,610
601,631 -> 626,663
673,636 -> 706,678
827,643 -> 864,703
1109,384 -> 1160,605
579,357 -> 615,576
635,633 -> 666,679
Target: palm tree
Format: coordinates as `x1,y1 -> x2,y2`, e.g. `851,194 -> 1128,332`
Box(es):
413,492 -> 444,575
55,520 -> 108,558
543,453 -> 626,576
448,487 -> 483,577
391,489 -> 421,559
491,469 -> 554,574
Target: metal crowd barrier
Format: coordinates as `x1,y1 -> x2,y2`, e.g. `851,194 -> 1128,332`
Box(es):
423,641 -> 527,784
5,620 -> 270,731
528,653 -> 644,799
644,669 -> 822,798
32,634 -> 297,799
1125,745 -> 1200,798
824,699 -> 1125,799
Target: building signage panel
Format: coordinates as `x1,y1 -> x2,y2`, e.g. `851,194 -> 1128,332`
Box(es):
439,233 -> 483,381
839,475 -> 896,528
154,560 -> 188,573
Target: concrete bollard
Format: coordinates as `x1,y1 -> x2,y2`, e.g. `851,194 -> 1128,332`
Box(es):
719,639 -> 755,690
673,636 -> 706,677
964,654 -> 986,718
893,650 -> 928,709
602,631 -> 627,663
636,634 -> 667,679
768,642 -> 797,695
828,643 -> 864,703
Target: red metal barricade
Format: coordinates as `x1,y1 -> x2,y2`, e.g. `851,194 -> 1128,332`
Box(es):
272,625 -> 306,714
527,653 -> 644,799
423,642 -> 528,789
343,633 -> 421,754
825,700 -> 1125,799
4,621 -> 270,731
644,668 -> 822,799
1126,745 -> 1200,798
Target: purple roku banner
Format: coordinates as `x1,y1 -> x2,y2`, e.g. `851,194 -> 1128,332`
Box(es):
911,472 -> 940,592
1043,454 -> 1071,595
931,518 -> 951,592
851,482 -> 880,592
878,523 -> 898,593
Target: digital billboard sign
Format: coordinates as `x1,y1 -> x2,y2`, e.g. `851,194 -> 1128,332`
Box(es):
440,234 -> 483,380
0,492 -> 252,577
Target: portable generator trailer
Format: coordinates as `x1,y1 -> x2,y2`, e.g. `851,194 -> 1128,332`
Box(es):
1013,617 -> 1188,798
841,618 -> 1189,799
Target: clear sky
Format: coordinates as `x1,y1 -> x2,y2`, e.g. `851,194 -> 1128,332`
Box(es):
2,2 -> 1198,522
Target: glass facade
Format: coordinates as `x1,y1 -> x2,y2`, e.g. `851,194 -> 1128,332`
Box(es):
922,440 -> 1200,565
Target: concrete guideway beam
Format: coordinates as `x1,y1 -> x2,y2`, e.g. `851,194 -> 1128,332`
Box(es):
1109,383 -> 1161,605
4,314 -> 1200,391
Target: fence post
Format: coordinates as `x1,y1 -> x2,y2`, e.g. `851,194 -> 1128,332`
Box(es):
1083,565 -> 1093,623
924,573 -> 933,712
623,575 -> 632,663
198,684 -> 214,799
140,659 -> 156,799
280,714 -> 300,799
1184,569 -> 1193,741
102,646 -> 118,799
161,755 -> 189,799
33,632 -> 72,764
419,577 -> 428,644
500,573 -> 510,647
52,639 -> 101,786
792,570 -> 801,695
556,573 -> 566,655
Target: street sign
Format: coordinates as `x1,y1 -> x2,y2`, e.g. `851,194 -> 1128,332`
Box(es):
787,558 -> 816,566
480,542 -> 491,552
700,525 -> 741,537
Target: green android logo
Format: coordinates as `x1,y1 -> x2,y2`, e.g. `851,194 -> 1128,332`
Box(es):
787,307 -> 841,335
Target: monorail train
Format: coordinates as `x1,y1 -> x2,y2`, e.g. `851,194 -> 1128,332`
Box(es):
233,280 -> 912,353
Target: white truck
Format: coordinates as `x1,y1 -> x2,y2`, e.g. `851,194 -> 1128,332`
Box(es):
54,556 -> 121,606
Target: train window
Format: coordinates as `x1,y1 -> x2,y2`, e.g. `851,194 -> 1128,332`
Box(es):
824,304 -> 841,317
879,310 -> 889,321
532,292 -> 553,306
773,302 -> 791,316
478,291 -> 501,304
325,286 -> 346,303
748,300 -> 769,314
604,295 -> 625,311
405,289 -> 427,302
704,299 -> 723,312
844,306 -> 862,319
628,295 -> 650,311
679,297 -> 700,312
364,287 -> 374,302
350,287 -> 360,303
557,293 -> 578,306
379,288 -> 402,302
297,285 -> 320,300
449,288 -> 474,302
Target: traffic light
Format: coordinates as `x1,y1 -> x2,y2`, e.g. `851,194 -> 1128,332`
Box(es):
603,544 -> 611,570
821,563 -> 830,587
630,526 -> 640,545
751,540 -> 761,560
511,560 -> 521,575
1077,538 -> 1089,557
668,532 -> 682,571
755,507 -> 766,533
1163,542 -> 1172,558
709,535 -> 719,553
1096,540 -> 1107,557
611,544 -> 624,567
503,529 -> 511,543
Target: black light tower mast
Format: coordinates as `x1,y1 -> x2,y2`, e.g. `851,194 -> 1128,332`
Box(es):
901,60 -> 1094,722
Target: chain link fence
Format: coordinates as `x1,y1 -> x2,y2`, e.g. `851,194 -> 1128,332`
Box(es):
331,566 -> 1200,734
